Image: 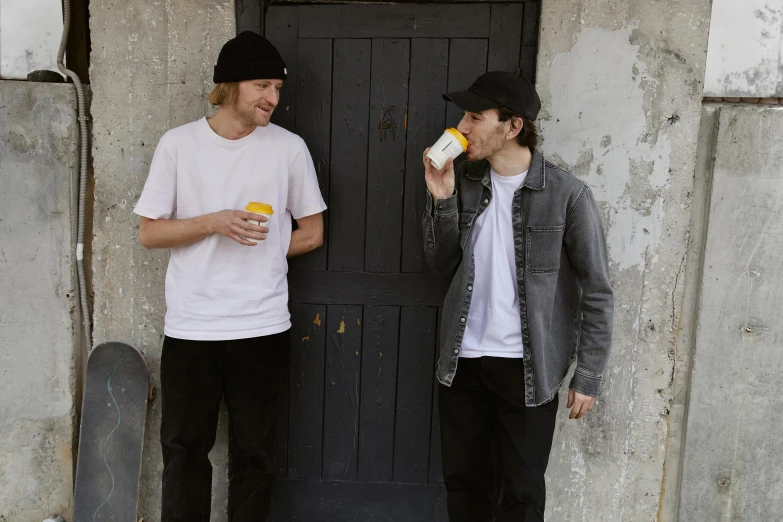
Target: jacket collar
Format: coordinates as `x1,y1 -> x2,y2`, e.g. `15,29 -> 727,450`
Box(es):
463,148 -> 546,190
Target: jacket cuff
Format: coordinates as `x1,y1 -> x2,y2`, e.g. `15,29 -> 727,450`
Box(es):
431,191 -> 458,215
569,368 -> 603,398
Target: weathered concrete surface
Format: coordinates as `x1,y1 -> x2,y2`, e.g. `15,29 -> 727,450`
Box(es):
89,1 -> 235,519
0,81 -> 78,521
658,105 -> 719,521
704,0 -> 783,98
536,1 -> 712,519
679,106 -> 783,521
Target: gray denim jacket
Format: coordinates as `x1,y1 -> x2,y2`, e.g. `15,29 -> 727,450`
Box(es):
422,148 -> 613,406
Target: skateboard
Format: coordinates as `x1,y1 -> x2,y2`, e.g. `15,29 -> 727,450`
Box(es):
72,342 -> 150,522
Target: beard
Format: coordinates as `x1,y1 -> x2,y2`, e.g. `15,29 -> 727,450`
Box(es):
466,124 -> 507,161
235,102 -> 274,127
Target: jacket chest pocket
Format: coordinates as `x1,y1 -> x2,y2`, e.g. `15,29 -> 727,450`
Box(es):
459,211 -> 475,250
526,224 -> 565,273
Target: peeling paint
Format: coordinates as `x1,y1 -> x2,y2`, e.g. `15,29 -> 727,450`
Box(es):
543,26 -> 672,271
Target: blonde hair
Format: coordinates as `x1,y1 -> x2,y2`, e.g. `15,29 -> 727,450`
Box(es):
208,82 -> 239,106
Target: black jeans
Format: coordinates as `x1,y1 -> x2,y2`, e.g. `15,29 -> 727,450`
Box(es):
160,332 -> 290,522
439,357 -> 559,522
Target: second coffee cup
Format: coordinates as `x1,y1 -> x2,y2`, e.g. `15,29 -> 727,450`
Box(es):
244,202 -> 274,245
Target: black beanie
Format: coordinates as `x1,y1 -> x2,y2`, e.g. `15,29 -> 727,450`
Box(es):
213,31 -> 287,83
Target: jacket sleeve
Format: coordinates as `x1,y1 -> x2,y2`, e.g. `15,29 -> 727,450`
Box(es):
422,186 -> 462,279
563,185 -> 614,397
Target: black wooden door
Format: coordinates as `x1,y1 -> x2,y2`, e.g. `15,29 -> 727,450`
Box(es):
250,3 -> 538,520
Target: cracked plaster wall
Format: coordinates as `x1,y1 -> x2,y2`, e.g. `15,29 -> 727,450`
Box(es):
536,1 -> 711,519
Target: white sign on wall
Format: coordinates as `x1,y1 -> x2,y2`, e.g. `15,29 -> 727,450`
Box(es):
704,0 -> 783,98
0,0 -> 64,79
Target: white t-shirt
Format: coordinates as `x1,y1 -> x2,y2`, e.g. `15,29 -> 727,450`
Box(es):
461,168 -> 528,358
133,117 -> 326,341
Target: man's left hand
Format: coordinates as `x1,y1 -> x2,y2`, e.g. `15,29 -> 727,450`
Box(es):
567,389 -> 596,420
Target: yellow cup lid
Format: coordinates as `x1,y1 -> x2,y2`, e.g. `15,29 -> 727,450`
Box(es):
445,128 -> 468,151
245,202 -> 274,214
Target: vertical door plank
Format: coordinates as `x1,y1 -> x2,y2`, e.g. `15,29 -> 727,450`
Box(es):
236,0 -> 263,36
266,6 -> 299,132
328,39 -> 372,272
522,1 -> 539,46
520,1 -> 540,82
402,38 -> 449,274
274,355 -> 290,477
446,38 -> 488,175
357,306 -> 400,482
446,38 -> 489,128
393,307 -> 438,484
290,39 -> 333,271
488,3 -> 524,72
288,304 -> 326,480
323,305 -> 363,480
428,307 -> 444,485
365,38 -> 410,273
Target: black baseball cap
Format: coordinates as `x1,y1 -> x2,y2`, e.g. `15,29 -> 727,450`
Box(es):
443,71 -> 541,120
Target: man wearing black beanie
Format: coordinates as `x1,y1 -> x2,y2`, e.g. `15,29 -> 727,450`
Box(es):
134,31 -> 326,521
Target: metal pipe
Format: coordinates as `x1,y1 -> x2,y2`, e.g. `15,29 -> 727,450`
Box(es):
56,0 -> 91,346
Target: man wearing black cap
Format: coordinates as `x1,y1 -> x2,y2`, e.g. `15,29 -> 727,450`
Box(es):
134,31 -> 326,521
422,71 -> 613,521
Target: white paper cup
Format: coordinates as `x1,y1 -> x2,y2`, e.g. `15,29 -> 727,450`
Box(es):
244,202 -> 274,245
426,128 -> 468,170
245,213 -> 272,245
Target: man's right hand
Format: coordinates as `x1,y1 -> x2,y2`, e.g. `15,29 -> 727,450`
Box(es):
423,148 -> 456,203
209,210 -> 269,246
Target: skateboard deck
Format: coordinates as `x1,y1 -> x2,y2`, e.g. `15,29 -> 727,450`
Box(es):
73,341 -> 150,522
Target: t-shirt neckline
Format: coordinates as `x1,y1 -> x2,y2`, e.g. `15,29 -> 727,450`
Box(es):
490,168 -> 528,183
199,116 -> 265,148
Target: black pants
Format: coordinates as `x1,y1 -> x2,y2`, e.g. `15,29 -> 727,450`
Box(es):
160,332 -> 290,522
439,357 -> 559,522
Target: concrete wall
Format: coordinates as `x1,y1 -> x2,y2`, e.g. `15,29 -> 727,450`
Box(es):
678,106 -> 783,521
704,0 -> 783,98
536,1 -> 712,519
88,1 -> 235,519
0,81 -> 78,521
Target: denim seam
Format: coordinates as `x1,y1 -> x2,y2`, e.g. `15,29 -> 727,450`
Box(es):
566,185 -> 588,228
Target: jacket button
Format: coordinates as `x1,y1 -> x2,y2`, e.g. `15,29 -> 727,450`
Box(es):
437,203 -> 443,209
467,285 -> 473,291
454,349 -> 459,354
484,198 -> 489,204
460,317 -> 466,323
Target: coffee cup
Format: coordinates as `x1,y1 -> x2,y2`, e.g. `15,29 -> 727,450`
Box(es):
426,128 -> 468,170
244,202 -> 274,244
